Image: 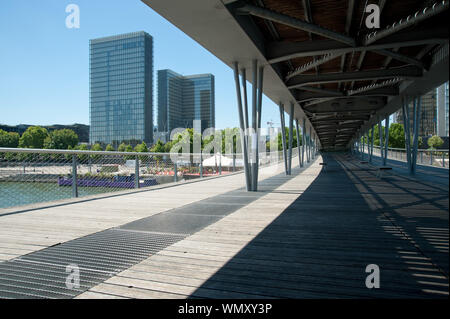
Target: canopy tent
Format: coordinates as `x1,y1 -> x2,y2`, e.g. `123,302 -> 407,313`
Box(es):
202,153 -> 243,167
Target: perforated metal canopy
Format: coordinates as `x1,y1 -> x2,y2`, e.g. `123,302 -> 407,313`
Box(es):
142,0 -> 449,150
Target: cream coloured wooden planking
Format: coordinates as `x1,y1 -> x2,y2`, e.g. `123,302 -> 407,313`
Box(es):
74,291 -> 130,299
76,158 -> 322,299
0,155 -> 313,261
88,283 -> 188,299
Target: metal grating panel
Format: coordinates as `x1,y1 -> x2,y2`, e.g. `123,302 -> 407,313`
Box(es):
0,230 -> 186,299
0,166 -> 303,299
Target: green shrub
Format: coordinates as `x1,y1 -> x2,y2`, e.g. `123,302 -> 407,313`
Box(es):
428,135 -> 444,149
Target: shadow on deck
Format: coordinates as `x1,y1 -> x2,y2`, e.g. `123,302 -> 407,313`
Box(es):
189,153 -> 449,298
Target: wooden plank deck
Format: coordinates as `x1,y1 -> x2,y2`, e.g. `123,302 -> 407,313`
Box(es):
0,158 -> 293,262
76,154 -> 448,299
1,153 -> 448,298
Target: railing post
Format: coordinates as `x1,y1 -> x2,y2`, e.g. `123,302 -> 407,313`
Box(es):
200,151 -> 203,178
174,162 -> 178,182
72,155 -> 78,198
442,152 -> 445,168
135,155 -> 140,189
233,153 -> 236,172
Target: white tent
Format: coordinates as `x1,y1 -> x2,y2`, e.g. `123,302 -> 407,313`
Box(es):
202,153 -> 240,167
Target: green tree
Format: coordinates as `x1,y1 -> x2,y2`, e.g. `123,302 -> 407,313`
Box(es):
275,127 -> 299,151
123,144 -> 134,159
90,143 -> 103,161
169,128 -> 201,153
388,123 -> 405,148
150,139 -> 166,164
0,130 -> 20,148
369,123 -> 426,149
428,135 -> 444,149
117,143 -> 128,152
418,136 -> 424,149
163,140 -> 174,153
90,143 -> 103,152
105,144 -> 115,152
125,144 -> 133,152
150,140 -> 166,153
134,142 -> 149,161
43,129 -> 78,150
19,126 -> 49,149
75,144 -> 89,151
221,127 -> 240,154
75,143 -> 89,162
134,141 -> 148,153
371,124 -> 385,146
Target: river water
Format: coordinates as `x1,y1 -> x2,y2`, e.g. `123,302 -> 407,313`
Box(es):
0,182 -> 120,209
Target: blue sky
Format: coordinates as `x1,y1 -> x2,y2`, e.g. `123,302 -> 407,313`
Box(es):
0,0 -> 282,129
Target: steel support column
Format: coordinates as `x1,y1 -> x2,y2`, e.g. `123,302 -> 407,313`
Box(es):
233,62 -> 251,190
378,118 -> 383,161
312,136 -> 315,158
251,60 -> 258,190
288,102 -> 294,175
295,119 -> 302,167
241,69 -> 250,131
383,116 -> 390,166
257,66 -> 264,130
366,132 -> 370,160
302,118 -> 306,166
411,96 -> 422,174
362,134 -> 365,160
241,68 -> 250,169
309,126 -> 312,162
253,63 -> 264,190
369,125 -> 374,162
306,131 -> 310,163
312,135 -> 315,158
402,97 -> 412,173
279,103 -> 288,175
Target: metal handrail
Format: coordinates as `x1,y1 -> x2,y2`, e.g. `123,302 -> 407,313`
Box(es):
0,146 -> 295,209
369,145 -> 449,152
0,147 -> 243,157
0,147 -> 292,158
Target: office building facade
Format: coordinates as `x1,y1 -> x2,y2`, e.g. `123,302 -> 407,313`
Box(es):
437,81 -> 449,136
90,31 -> 153,146
157,69 -> 214,137
395,89 -> 437,137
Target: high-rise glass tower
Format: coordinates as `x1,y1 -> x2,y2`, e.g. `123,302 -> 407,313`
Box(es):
157,69 -> 214,137
395,89 -> 438,136
90,31 -> 153,146
157,69 -> 184,134
437,81 -> 449,136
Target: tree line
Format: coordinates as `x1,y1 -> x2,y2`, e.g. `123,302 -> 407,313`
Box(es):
0,126 -> 151,153
2,124 -> 443,153
364,123 -> 444,149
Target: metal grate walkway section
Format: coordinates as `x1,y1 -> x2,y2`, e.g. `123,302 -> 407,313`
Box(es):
0,230 -> 185,298
0,166 -> 305,299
